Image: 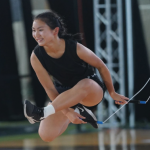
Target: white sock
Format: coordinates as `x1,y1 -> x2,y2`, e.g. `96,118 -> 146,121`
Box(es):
44,104 -> 55,118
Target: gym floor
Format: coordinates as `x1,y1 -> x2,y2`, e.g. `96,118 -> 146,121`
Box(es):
1,129 -> 150,150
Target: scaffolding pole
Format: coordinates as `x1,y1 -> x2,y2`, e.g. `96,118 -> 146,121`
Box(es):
93,0 -> 126,128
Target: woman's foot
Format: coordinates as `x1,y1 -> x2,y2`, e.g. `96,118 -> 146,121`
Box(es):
24,100 -> 44,124
75,104 -> 98,128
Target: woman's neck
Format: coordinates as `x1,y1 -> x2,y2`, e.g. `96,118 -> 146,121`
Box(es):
43,38 -> 65,59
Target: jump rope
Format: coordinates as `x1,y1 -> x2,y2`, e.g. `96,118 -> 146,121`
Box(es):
96,78 -> 150,124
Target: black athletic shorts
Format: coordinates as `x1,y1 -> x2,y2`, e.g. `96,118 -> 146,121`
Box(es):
53,74 -> 106,112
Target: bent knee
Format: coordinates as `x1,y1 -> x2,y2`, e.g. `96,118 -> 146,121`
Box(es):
38,129 -> 57,142
78,78 -> 95,92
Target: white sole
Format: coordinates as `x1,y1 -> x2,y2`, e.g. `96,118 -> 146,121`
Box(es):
82,106 -> 97,121
76,106 -> 98,127
82,106 -> 99,127
24,102 -> 35,124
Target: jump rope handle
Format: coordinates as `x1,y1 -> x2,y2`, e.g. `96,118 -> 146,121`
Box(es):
116,100 -> 147,104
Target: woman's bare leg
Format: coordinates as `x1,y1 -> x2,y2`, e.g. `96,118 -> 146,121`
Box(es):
24,78 -> 103,125
39,78 -> 103,142
52,78 -> 103,112
39,103 -> 70,142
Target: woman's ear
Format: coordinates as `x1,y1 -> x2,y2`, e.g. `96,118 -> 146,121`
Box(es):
53,27 -> 59,36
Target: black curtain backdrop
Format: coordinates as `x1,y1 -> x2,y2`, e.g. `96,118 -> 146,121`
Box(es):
121,0 -> 150,123
81,0 -> 94,51
47,0 -> 79,37
0,0 -> 23,121
132,0 -> 150,123
21,0 -> 47,107
47,0 -> 94,52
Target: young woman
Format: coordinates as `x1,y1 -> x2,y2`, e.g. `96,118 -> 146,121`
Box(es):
24,11 -> 129,142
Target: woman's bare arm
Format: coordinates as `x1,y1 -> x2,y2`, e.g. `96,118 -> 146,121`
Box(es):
30,51 -> 70,114
76,43 -> 115,95
77,43 -> 128,104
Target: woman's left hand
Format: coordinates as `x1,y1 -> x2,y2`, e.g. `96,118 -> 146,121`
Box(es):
110,92 -> 129,105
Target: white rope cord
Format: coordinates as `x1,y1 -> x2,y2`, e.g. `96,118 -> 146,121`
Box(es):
146,96 -> 150,103
103,78 -> 150,124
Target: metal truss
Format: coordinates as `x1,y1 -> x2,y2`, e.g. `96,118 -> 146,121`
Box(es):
93,0 -> 126,127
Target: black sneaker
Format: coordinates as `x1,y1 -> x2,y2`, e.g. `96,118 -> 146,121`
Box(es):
75,104 -> 98,128
24,100 -> 44,124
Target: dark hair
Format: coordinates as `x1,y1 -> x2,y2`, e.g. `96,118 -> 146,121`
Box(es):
34,11 -> 82,41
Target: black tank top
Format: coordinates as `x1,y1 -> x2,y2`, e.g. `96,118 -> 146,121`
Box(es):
34,39 -> 94,87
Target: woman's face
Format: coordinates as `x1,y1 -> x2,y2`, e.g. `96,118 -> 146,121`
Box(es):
32,19 -> 56,46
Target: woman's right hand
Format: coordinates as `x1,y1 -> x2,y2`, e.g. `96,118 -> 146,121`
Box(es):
65,109 -> 87,124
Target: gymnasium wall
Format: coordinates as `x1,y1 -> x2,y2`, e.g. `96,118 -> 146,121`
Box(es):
0,0 -> 150,123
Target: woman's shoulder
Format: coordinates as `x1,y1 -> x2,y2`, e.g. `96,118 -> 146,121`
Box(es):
33,44 -> 45,57
65,38 -> 76,43
32,44 -> 45,63
65,38 -> 77,51
33,44 -> 40,52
